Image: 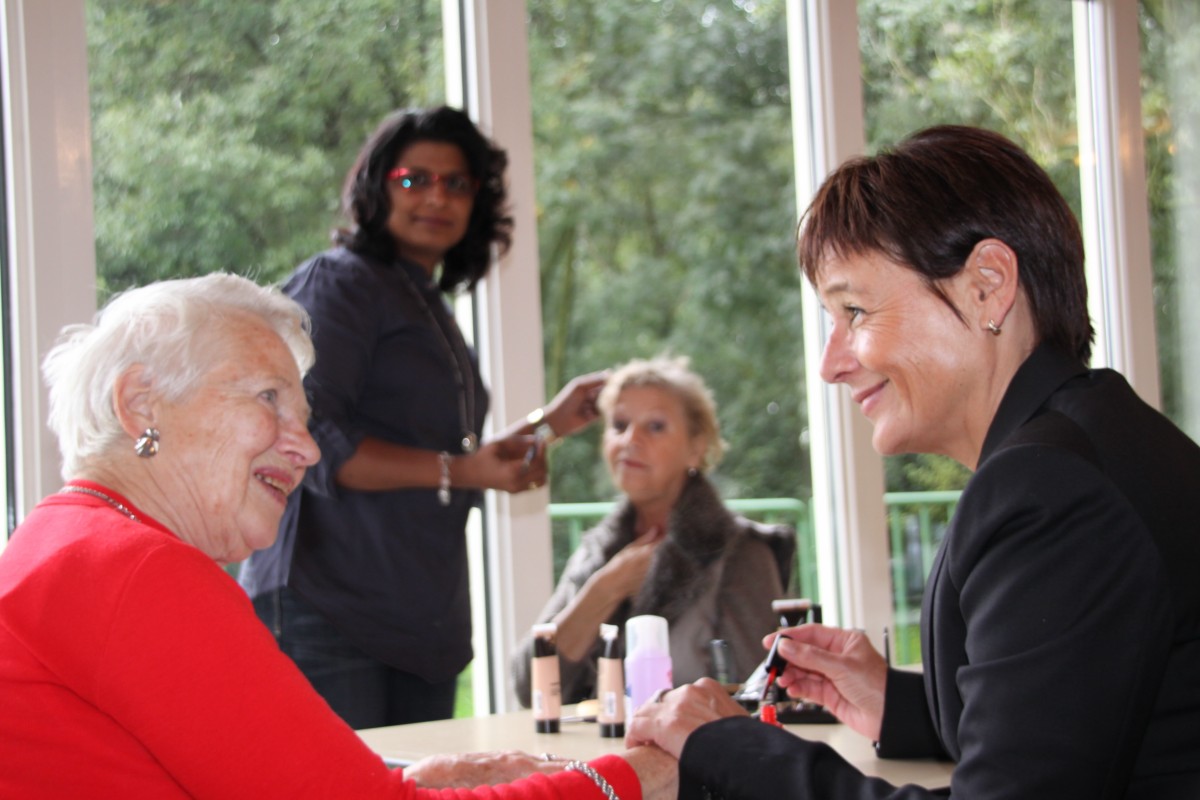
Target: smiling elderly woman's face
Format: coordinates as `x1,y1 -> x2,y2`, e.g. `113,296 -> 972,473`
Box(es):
149,313 -> 319,563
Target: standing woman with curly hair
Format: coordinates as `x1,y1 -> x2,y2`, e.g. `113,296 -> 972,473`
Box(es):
240,107 -> 604,728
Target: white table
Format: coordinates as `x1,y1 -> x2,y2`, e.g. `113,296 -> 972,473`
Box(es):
358,710 -> 953,790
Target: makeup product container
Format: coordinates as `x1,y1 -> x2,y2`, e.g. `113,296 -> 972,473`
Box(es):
530,622 -> 562,733
624,614 -> 672,712
597,623 -> 625,737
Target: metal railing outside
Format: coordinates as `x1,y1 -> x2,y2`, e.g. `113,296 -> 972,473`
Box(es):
550,497 -> 817,602
884,490 -> 961,665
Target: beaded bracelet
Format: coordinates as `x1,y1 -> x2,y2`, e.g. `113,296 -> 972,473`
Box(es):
437,451 -> 452,506
565,760 -> 619,800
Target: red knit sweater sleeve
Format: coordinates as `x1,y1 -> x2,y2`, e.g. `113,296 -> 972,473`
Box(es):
408,755 -> 640,800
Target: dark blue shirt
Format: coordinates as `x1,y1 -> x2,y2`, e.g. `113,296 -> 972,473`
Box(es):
240,246 -> 488,681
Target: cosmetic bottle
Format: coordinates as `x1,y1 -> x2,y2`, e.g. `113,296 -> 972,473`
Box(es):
530,623 -> 562,733
624,614 -> 673,712
771,597 -> 815,628
597,623 -> 625,737
708,638 -> 732,685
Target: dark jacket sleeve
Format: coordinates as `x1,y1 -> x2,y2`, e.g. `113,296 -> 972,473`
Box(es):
875,668 -> 945,759
679,718 -> 949,800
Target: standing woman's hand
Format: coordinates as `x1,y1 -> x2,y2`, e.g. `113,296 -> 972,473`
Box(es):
455,434 -> 547,494
542,370 -> 609,438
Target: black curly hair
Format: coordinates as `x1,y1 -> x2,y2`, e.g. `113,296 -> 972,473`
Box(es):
333,106 -> 513,293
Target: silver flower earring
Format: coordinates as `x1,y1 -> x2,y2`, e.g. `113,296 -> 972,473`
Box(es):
135,428 -> 160,458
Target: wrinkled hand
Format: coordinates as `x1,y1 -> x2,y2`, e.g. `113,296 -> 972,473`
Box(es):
625,678 -> 748,759
462,434 -> 547,494
544,370 -> 608,438
597,525 -> 665,600
771,624 -> 888,740
402,750 -> 567,788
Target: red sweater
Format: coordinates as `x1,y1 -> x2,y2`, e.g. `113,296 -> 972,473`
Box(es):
0,483 -> 639,799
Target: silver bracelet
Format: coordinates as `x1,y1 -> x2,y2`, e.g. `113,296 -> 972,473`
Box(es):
565,760 -> 619,800
437,451 -> 452,506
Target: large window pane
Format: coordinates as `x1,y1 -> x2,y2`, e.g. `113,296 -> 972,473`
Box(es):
527,1 -> 816,598
1141,1 -> 1200,442
858,0 -> 1079,663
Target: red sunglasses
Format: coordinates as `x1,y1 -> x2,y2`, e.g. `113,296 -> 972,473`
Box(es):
386,167 -> 479,197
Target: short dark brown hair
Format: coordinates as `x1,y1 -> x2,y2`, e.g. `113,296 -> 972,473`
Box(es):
797,125 -> 1093,362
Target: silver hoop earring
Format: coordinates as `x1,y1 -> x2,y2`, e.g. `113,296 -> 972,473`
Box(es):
987,319 -> 1002,336
135,428 -> 160,458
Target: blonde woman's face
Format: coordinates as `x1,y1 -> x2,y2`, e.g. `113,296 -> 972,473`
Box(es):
603,385 -> 706,511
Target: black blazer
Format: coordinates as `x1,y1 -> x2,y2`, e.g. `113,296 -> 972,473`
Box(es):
678,345 -> 1200,799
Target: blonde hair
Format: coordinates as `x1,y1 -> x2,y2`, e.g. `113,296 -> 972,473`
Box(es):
42,273 -> 314,479
597,354 -> 726,470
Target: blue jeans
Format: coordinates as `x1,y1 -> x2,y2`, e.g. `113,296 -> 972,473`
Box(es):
252,586 -> 458,729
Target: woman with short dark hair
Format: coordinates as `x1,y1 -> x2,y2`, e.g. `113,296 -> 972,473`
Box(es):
628,125 -> 1200,799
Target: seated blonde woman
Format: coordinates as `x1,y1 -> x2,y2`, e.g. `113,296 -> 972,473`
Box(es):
513,355 -> 795,707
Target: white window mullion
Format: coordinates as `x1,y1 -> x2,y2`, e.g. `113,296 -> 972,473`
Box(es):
1073,0 -> 1159,405
788,0 -> 892,645
460,0 -> 552,714
2,0 -> 97,526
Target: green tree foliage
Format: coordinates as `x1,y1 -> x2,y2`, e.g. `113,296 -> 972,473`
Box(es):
1140,0 -> 1200,436
527,0 -> 809,505
86,0 -> 445,294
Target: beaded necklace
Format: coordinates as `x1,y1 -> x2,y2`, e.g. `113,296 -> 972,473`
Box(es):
59,484 -> 140,522
393,264 -> 479,453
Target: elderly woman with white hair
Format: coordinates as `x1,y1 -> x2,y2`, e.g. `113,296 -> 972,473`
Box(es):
0,273 -> 676,798
512,355 -> 796,708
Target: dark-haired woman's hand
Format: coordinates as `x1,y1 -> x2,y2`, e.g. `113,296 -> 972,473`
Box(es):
543,370 -> 609,438
456,434 -> 548,494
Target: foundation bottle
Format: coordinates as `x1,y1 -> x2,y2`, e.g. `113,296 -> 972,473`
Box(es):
597,623 -> 625,738
530,622 -> 562,733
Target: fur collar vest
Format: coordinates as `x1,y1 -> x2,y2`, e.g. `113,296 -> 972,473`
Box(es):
587,474 -> 791,624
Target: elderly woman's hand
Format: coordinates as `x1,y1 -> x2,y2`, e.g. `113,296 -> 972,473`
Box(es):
771,624 -> 888,740
542,370 -> 608,439
625,678 -> 748,759
402,750 -> 568,788
595,525 -> 665,600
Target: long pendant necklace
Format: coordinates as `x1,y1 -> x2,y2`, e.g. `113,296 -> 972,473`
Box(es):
393,264 -> 479,454
58,485 -> 140,522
